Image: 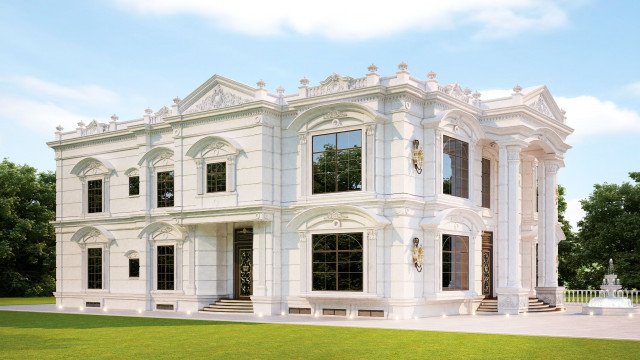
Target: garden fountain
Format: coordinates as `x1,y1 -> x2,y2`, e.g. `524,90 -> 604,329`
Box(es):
582,259 -> 639,315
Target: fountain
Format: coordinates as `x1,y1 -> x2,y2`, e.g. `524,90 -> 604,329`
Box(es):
582,259 -> 639,315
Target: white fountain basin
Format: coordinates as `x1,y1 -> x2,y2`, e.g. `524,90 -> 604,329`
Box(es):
582,297 -> 639,315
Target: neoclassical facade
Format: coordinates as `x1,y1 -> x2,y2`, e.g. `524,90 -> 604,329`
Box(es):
49,64 -> 572,317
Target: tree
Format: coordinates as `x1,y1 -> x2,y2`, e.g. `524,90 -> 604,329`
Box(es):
557,185 -> 580,287
0,159 -> 56,296
560,172 -> 640,289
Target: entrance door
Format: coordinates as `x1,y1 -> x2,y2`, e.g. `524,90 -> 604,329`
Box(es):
234,228 -> 253,300
481,231 -> 494,298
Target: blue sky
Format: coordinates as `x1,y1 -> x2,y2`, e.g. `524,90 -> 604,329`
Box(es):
0,0 -> 638,227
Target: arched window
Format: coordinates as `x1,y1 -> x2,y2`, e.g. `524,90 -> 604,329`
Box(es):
70,157 -> 115,215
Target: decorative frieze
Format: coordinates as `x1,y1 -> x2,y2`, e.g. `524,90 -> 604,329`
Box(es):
528,95 -> 553,118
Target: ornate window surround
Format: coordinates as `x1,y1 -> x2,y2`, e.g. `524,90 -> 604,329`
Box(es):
289,104 -> 382,201
124,250 -> 140,279
138,222 -> 187,293
421,208 -> 484,296
70,157 -> 115,216
124,167 -> 140,198
70,226 -> 115,293
185,135 -> 242,196
287,205 -> 390,297
138,147 -> 175,210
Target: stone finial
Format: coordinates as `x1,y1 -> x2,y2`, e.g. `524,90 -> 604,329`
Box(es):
472,91 -> 481,99
77,121 -> 85,128
144,108 -> 153,115
110,114 -> 118,122
397,62 -> 408,72
173,96 -> 181,104
513,84 -> 522,94
299,77 -> 309,87
276,86 -> 285,96
368,64 -> 378,73
463,88 -> 472,96
256,80 -> 266,89
427,71 -> 437,80
55,125 -> 64,132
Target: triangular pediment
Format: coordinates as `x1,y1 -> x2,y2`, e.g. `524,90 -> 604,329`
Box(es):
179,75 -> 256,115
523,86 -> 565,122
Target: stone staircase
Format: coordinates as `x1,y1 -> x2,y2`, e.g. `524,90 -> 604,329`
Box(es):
201,299 -> 254,314
476,297 -> 561,313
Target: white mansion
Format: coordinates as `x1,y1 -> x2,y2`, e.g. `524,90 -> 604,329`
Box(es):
49,64 -> 572,317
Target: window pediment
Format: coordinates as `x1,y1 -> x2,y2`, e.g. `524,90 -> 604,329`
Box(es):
138,147 -> 174,167
138,221 -> 188,242
71,226 -> 115,247
185,136 -> 242,159
287,205 -> 389,232
70,157 -> 115,177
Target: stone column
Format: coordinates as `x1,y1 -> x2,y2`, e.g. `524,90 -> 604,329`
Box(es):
496,143 -> 529,314
535,158 -> 565,307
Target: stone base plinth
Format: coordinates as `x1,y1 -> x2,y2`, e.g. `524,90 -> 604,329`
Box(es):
496,288 -> 529,314
535,286 -> 564,307
582,306 -> 640,316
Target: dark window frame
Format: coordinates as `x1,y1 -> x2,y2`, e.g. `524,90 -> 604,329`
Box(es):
87,247 -> 103,289
481,158 -> 491,208
128,176 -> 140,196
206,162 -> 227,193
156,171 -> 174,208
311,129 -> 363,195
442,234 -> 469,291
442,135 -> 469,199
129,258 -> 140,278
157,245 -> 175,290
312,232 -> 363,292
87,179 -> 103,213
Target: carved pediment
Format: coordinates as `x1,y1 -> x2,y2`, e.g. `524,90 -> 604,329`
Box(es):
83,120 -> 108,136
183,85 -> 251,114
307,73 -> 366,97
528,95 -> 553,118
150,106 -> 172,123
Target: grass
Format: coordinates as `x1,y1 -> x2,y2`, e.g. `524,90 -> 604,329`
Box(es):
1,311 -> 639,359
0,297 -> 55,306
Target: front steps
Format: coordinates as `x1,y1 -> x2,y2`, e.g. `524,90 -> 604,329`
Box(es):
476,297 -> 561,314
201,299 -> 253,314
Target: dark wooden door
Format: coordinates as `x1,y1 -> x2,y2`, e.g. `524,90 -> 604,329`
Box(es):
481,231 -> 493,298
234,228 -> 253,300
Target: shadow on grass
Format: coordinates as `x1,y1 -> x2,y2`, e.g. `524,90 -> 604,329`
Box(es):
0,311 -> 262,330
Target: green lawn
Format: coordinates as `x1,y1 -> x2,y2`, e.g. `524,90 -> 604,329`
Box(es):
0,297 -> 55,306
0,311 -> 638,359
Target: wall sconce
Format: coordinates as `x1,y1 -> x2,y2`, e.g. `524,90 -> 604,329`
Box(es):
412,237 -> 424,272
411,139 -> 424,174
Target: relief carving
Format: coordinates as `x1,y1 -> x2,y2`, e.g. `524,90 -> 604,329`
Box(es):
184,85 -> 250,114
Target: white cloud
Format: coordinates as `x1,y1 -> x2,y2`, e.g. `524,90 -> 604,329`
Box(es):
565,198 -> 585,229
556,96 -> 640,140
3,76 -> 119,105
114,0 -> 574,40
0,97 -> 89,134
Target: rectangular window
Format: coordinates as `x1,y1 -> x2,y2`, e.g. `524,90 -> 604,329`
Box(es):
206,162 -> 226,193
157,245 -> 174,290
87,179 -> 103,213
443,136 -> 469,198
481,158 -> 491,208
442,234 -> 469,291
157,171 -> 174,208
312,233 -> 363,291
87,248 -> 102,289
129,176 -> 140,196
312,130 -> 362,194
129,258 -> 140,278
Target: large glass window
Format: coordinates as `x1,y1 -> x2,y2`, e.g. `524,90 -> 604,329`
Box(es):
206,162 -> 226,193
87,179 -> 103,213
87,248 -> 102,289
443,136 -> 469,198
129,176 -> 140,196
312,233 -> 363,291
481,158 -> 491,208
312,130 -> 362,194
157,171 -> 174,208
442,234 -> 469,291
157,245 -> 174,290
